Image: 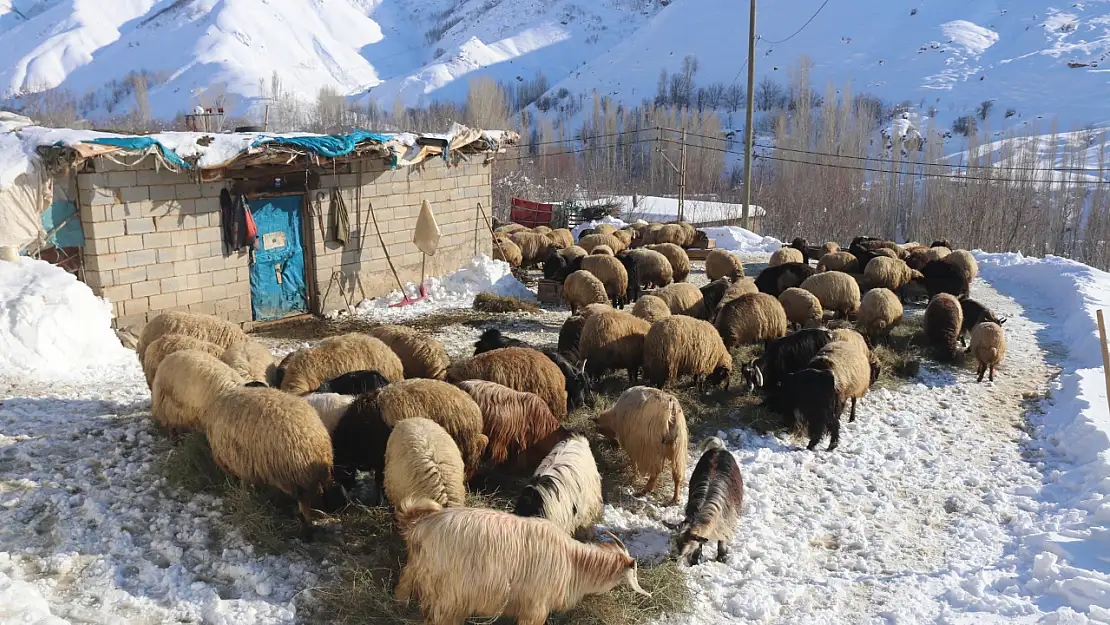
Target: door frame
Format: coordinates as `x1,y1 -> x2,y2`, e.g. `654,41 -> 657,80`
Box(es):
246,191 -> 319,319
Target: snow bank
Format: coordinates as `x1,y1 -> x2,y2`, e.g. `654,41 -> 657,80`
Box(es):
570,216 -> 629,241
0,570 -> 67,625
701,226 -> 782,253
0,258 -> 132,379
975,251 -> 1110,616
352,255 -> 535,322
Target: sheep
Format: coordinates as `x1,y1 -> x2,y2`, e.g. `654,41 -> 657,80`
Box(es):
816,251 -> 859,273
823,242 -> 840,255
383,417 -> 467,509
615,253 -> 642,303
646,243 -> 691,282
578,232 -> 625,255
532,225 -> 552,235
511,231 -> 557,267
365,378 -> 488,479
643,315 -> 732,390
970,322 -> 1006,382
394,499 -> 650,624
857,288 -> 903,342
651,224 -> 688,247
457,380 -> 561,468
206,385 -> 333,538
755,262 -> 816,297
738,327 -> 834,393
546,228 -> 575,250
595,223 -> 617,236
544,350 -> 595,414
714,293 -> 788,348
559,245 -> 588,261
304,392 -> 355,433
220,340 -> 277,386
142,333 -> 223,387
770,247 -> 805,266
514,434 -> 603,536
611,229 -> 633,249
920,259 -> 970,298
675,221 -> 698,247
924,293 -> 964,362
151,350 -> 243,438
496,223 -> 529,235
864,256 -> 920,297
581,302 -> 614,318
778,287 -> 824,330
690,229 -> 710,249
448,347 -> 569,419
563,270 -> 609,314
558,315 -> 587,358
871,248 -> 898,260
581,254 -> 630,308
280,333 -> 403,395
699,278 -> 734,314
946,249 -> 979,283
492,237 -> 523,267
800,271 -> 861,319
959,297 -> 1006,346
904,246 -> 932,271
137,311 -> 248,360
577,227 -> 598,240
642,223 -> 666,245
930,239 -> 952,249
580,310 -> 652,382
925,246 -> 952,262
654,282 -> 705,317
669,437 -> 744,565
369,325 -> 450,380
315,369 -> 391,395
328,392 -> 394,496
632,294 -> 672,322
590,244 -> 615,256
789,237 -> 809,263
597,386 -> 688,504
705,249 -> 745,281
811,329 -> 873,423
472,328 -> 527,356
273,348 -> 306,389
628,248 -> 673,288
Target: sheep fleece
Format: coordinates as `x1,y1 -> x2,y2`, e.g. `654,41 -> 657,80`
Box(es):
714,293 -> 788,347
705,249 -> 744,281
447,347 -> 569,420
458,380 -> 560,466
580,311 -> 651,377
646,243 -> 691,282
384,418 -> 466,508
151,350 -> 243,433
280,333 -> 404,395
644,316 -> 732,387
137,311 -> 247,359
370,325 -> 451,380
143,333 -> 223,387
220,340 -> 277,386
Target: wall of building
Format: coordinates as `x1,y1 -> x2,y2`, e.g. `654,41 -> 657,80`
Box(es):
76,154 -> 494,330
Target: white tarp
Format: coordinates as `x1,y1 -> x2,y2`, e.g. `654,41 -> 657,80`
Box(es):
0,164 -> 47,250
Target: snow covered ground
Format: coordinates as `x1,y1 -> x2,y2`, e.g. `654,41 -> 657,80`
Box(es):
4,246 -> 1110,622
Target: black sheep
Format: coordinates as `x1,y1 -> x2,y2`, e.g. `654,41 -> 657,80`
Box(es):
958,297 -> 1006,346
767,368 -> 845,451
473,328 -> 529,355
315,370 -> 390,395
920,259 -> 970,298
930,239 -> 951,248
273,367 -> 286,389
558,316 -> 586,359
790,237 -> 810,264
244,380 -> 268,388
576,228 -> 598,241
542,251 -> 567,280
616,253 -> 642,305
924,294 -> 963,362
754,262 -> 816,297
553,254 -> 584,283
329,394 -> 393,500
700,278 -> 734,314
740,328 -> 834,393
671,438 -> 745,564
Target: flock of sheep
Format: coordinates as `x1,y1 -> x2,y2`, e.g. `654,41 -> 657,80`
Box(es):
129,219 -> 1008,624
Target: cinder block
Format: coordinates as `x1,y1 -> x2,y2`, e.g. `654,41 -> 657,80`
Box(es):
173,260 -> 199,277
117,267 -> 148,285
149,185 -> 176,202
175,184 -> 202,200
160,276 -> 188,293
143,232 -> 172,249
210,268 -> 237,285
196,227 -> 221,244
126,249 -> 157,267
146,263 -> 175,281
77,173 -> 106,191
87,220 -> 125,239
236,266 -> 250,282
119,186 -> 149,204
202,284 -> 228,301
123,297 -> 150,316
155,215 -> 181,231
156,247 -> 184,264
171,230 -> 197,247
149,293 -> 178,310
132,280 -> 161,298
187,272 -> 214,290
194,198 -> 218,215
103,284 -> 133,302
125,218 -> 155,235
200,183 -> 225,197
88,253 -> 126,272
226,281 -> 250,297
88,188 -> 121,207
137,169 -> 184,186
189,301 -> 217,315
185,243 -> 211,260
177,289 -> 203,306
215,297 -> 239,314
198,256 -> 225,273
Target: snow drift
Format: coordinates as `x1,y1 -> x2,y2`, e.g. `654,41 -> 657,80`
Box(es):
702,226 -> 782,254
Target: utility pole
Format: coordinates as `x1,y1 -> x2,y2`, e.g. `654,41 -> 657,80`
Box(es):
742,0 -> 757,231
678,128 -> 687,222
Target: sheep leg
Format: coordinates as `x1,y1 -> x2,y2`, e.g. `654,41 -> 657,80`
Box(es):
989,364 -> 996,382
517,611 -> 550,625
977,363 -> 986,383
688,543 -> 704,566
394,569 -> 415,603
297,499 -> 316,542
670,462 -> 682,506
827,418 -> 841,452
693,374 -> 703,392
716,541 -> 730,563
849,397 -> 857,423
638,472 -> 659,498
373,470 -> 386,506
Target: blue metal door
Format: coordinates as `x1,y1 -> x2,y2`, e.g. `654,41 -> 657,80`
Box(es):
248,196 -> 309,321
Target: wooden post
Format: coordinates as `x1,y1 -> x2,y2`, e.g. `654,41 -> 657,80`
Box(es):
678,128 -> 687,222
741,0 -> 757,231
1098,309 -> 1110,412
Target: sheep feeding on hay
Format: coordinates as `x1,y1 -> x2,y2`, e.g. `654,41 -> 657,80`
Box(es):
770,247 -> 805,267
924,293 -> 964,363
511,231 -> 557,267
383,417 -> 467,508
492,237 -> 523,267
142,333 -> 224,388
919,259 -> 970,299
800,271 -> 861,319
314,369 -> 390,395
646,243 -> 691,282
546,228 -> 575,249
755,262 -> 816,297
777,287 -> 824,330
579,310 -> 652,382
654,282 -> 705,317
304,392 -> 355,433
579,232 -> 626,255
369,324 -> 450,380
632,294 -> 672,322
628,249 -> 674,288
670,437 -> 744,565
394,499 -> 650,624
206,385 -> 333,539
280,333 -> 403,395
739,328 -> 834,393
151,350 -> 243,438
816,251 -> 859,273
864,256 -> 920,296
714,293 -> 788,347
563,270 -> 609,314
705,249 -> 745,282
581,254 -> 630,308
591,245 -> 615,257
959,298 -> 1006,346
448,347 -> 569,420
219,340 -> 277,386
598,385 -> 688,505
643,315 -> 732,390
137,311 -> 248,360
457,380 -> 561,468
858,288 -> 903,342
970,321 -> 1006,382
946,249 -> 979,283
514,434 -> 603,536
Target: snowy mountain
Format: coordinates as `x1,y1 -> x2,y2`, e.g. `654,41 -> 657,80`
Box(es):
0,0 -> 1107,128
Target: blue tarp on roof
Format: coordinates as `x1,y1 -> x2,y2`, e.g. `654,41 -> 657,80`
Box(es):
251,130 -> 394,158
82,137 -> 191,168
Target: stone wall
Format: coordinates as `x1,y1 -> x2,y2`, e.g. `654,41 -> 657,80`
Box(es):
76,155 -> 494,330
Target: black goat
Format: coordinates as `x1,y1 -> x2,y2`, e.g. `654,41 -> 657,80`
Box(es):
920,259 -> 970,299
473,328 -> 529,355
577,228 -> 598,241
329,393 -> 392,499
544,349 -> 594,412
315,370 -> 390,395
669,437 -> 745,565
930,239 -> 951,248
553,254 -> 584,283
542,251 -> 567,280
617,253 -> 642,304
558,315 -> 587,359
754,262 -> 816,297
740,328 -> 834,394
790,237 -> 810,264
273,367 -> 286,389
959,297 -> 1006,346
768,368 -> 845,451
700,278 -> 734,314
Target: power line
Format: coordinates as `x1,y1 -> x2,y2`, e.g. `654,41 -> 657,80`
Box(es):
760,0 -> 833,44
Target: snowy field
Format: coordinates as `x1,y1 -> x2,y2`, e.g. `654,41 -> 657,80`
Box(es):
3,243 -> 1110,623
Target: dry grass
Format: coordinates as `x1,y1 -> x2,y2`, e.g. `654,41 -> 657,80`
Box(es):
473,292 -> 542,313
866,313 -> 926,387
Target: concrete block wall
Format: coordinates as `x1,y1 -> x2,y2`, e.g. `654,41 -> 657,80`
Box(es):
77,157 -> 250,331
311,158 -> 493,313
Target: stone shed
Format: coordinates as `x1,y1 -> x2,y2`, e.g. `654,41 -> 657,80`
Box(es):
13,125 -> 515,330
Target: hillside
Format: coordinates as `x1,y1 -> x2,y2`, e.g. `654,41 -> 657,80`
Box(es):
0,0 -> 1106,129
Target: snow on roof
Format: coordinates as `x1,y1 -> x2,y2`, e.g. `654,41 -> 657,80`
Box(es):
609,195 -> 766,221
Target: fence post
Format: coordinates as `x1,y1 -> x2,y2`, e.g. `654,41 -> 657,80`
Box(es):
1098,309 -> 1110,413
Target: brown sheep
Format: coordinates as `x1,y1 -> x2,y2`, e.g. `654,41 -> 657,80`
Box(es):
631,294 -> 672,322
646,243 -> 691,282
219,340 -> 277,386
811,329 -> 874,422
714,293 -> 788,347
611,229 -> 633,249
546,228 -> 575,250
383,417 -> 467,508
581,255 -> 630,308
579,310 -> 652,382
492,237 -> 523,267
969,321 -> 1006,382
151,350 -> 243,438
770,247 -> 805,266
817,251 -> 859,273
864,256 -> 919,295
579,233 -> 625,254
598,386 -> 688,505
800,271 -> 861,319
924,293 -> 963,362
857,288 -> 903,342
137,311 -> 247,360
280,333 -> 404,395
447,347 -> 569,420
563,270 -> 609,314
654,282 -> 705,317
628,249 -> 674,287
652,224 -> 688,247
142,333 -> 223,388
643,316 -> 732,390
716,279 -> 760,312
595,223 -> 618,235
946,249 -> 979,283
777,287 -> 824,329
590,245 -> 615,256
457,380 -> 561,468
511,231 -> 557,267
705,249 -> 745,281
369,324 -> 451,380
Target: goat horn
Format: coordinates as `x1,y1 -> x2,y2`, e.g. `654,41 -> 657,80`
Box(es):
603,530 -> 627,551
580,359 -> 588,374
